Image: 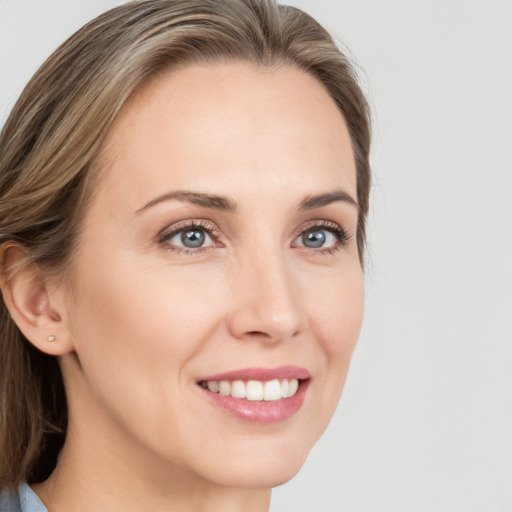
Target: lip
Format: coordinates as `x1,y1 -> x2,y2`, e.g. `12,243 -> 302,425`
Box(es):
197,365 -> 311,383
196,366 -> 311,424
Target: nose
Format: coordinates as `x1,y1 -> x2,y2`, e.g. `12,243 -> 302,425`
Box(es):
227,248 -> 305,344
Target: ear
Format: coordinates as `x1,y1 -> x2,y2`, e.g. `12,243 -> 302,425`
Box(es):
0,243 -> 73,356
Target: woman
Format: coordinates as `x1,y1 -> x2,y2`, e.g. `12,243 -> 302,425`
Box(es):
0,0 -> 371,510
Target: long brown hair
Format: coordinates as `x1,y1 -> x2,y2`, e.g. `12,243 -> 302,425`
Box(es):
0,0 -> 371,491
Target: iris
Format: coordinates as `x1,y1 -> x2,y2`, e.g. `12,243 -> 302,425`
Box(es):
302,230 -> 326,248
182,229 -> 205,248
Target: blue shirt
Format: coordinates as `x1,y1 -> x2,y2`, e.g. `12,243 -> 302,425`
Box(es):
0,484 -> 47,512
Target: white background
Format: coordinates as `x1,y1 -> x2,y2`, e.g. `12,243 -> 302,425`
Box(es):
1,1 -> 511,511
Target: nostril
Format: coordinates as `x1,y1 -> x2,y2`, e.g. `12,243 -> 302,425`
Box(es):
246,331 -> 271,338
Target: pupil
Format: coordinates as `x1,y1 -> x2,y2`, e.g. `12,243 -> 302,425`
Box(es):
303,230 -> 325,248
181,229 -> 205,248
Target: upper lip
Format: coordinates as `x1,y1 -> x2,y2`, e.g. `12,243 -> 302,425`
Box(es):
197,365 -> 311,383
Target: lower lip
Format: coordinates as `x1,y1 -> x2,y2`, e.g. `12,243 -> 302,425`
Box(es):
199,380 -> 310,423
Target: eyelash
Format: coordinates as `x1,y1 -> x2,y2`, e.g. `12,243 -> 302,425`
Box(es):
292,220 -> 350,255
158,219 -> 222,254
158,219 -> 351,255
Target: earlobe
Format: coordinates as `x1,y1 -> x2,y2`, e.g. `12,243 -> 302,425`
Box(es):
0,243 -> 73,356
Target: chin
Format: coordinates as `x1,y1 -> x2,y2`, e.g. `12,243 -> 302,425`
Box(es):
210,461 -> 306,490
194,438 -> 312,489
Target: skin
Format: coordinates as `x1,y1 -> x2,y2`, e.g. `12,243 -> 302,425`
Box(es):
6,62 -> 364,511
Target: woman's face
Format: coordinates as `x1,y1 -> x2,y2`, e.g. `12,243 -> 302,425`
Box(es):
60,62 -> 364,488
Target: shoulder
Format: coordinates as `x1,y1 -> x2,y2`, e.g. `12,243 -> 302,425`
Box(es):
0,484 -> 47,512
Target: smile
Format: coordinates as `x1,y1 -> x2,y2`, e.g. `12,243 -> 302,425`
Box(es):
199,378 -> 300,401
197,367 -> 311,423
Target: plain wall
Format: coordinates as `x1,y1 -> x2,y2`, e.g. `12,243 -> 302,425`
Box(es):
1,1 -> 511,511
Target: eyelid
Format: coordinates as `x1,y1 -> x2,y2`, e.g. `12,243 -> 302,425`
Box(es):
293,219 -> 348,239
291,219 -> 351,250
158,219 -> 223,251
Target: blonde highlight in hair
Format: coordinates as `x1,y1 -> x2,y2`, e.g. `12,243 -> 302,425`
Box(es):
0,0 -> 371,490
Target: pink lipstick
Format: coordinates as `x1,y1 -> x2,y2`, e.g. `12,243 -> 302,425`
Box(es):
197,366 -> 310,423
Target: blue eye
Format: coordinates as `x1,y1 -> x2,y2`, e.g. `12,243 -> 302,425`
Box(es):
160,222 -> 216,251
166,228 -> 212,248
179,229 -> 207,248
302,229 -> 328,248
293,222 -> 348,251
296,229 -> 337,249
159,219 -> 348,254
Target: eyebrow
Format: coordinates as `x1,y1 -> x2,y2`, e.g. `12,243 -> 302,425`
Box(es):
297,190 -> 359,211
135,191 -> 237,214
135,188 -> 358,214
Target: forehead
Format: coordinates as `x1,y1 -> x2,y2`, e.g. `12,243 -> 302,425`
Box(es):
96,61 -> 356,206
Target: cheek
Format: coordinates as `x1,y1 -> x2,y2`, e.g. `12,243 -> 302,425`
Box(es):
71,254 -> 224,351
322,282 -> 364,358
66,256 -> 228,422
306,263 -> 364,418
308,261 -> 364,357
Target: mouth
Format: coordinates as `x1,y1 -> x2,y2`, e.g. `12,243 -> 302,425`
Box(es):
198,378 -> 301,401
196,366 -> 311,423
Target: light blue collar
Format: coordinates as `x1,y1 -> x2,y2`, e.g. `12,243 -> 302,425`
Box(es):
19,484 -> 47,512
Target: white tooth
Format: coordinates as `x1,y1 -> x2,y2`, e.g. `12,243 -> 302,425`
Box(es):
280,379 -> 289,398
231,380 -> 246,399
288,378 -> 299,397
219,380 -> 231,396
207,381 -> 219,393
263,379 -> 282,401
246,380 -> 263,401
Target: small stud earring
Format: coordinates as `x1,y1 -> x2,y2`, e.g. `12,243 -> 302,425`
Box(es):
47,335 -> 56,342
